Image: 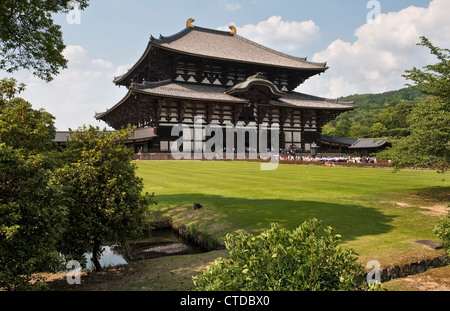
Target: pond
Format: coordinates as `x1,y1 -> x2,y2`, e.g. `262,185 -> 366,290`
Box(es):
83,228 -> 206,270
84,245 -> 127,270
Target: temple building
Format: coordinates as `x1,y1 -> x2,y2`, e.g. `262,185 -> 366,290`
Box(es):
95,19 -> 355,157
319,135 -> 388,155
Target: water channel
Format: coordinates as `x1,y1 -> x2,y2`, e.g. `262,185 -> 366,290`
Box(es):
83,228 -> 206,270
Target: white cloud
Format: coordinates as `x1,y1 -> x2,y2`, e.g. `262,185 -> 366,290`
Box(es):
300,0 -> 450,98
91,58 -> 114,69
62,45 -> 87,64
225,3 -> 241,11
219,16 -> 320,52
114,64 -> 131,78
15,45 -> 127,131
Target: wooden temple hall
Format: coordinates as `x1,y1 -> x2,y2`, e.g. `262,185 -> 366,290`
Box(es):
95,19 -> 355,158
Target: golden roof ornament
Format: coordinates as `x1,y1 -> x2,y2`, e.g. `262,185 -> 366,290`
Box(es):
229,25 -> 237,35
186,18 -> 195,28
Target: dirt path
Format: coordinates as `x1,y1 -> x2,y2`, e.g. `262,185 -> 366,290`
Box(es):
383,265 -> 450,291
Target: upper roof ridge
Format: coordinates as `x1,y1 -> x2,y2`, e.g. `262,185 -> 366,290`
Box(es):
150,26 -> 233,44
149,25 -> 327,68
114,22 -> 329,86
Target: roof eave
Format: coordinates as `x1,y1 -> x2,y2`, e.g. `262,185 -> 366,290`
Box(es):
95,91 -> 133,120
113,40 -> 154,86
131,87 -> 249,104
153,43 -> 328,72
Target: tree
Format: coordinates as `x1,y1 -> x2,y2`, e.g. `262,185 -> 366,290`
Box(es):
369,122 -> 387,138
349,124 -> 371,138
1,77 -> 26,102
403,36 -> 450,100
0,145 -> 63,290
54,126 -> 155,271
374,101 -> 415,131
0,79 -> 63,290
380,98 -> 449,171
0,0 -> 89,82
193,219 -> 367,291
334,118 -> 352,137
380,37 -> 450,172
0,100 -> 57,153
321,124 -> 337,137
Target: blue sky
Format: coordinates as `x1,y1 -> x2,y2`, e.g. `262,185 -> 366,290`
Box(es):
53,0 -> 433,67
4,0 -> 449,130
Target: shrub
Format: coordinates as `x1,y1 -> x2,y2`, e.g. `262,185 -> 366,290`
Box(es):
434,206 -> 450,257
193,219 -> 366,291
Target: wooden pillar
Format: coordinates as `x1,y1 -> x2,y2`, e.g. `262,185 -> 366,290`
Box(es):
300,110 -> 306,152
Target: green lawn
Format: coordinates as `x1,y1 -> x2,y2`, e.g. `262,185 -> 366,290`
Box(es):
137,161 -> 449,267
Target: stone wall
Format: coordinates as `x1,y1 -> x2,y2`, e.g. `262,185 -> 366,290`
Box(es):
371,255 -> 449,283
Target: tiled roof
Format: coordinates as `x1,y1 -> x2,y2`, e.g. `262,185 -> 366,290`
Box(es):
114,26 -> 328,84
132,127 -> 157,140
320,135 -> 358,146
151,26 -> 327,70
349,138 -> 387,149
132,80 -> 249,103
53,128 -> 156,143
96,81 -> 354,120
271,91 -> 355,110
320,135 -> 387,149
53,131 -> 72,143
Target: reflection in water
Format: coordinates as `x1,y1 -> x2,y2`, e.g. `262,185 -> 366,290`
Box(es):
84,246 -> 127,270
82,229 -> 207,270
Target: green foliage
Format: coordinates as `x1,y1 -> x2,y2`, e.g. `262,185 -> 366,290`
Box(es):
0,146 -> 64,290
334,118 -> 352,137
0,0 -> 89,82
321,124 -> 337,137
380,97 -> 449,171
369,122 -> 388,138
380,37 -> 450,172
1,77 -> 26,102
374,101 -> 414,131
324,88 -> 426,139
433,206 -> 450,257
349,124 -> 371,139
403,36 -> 450,100
340,88 -> 427,126
54,125 -> 156,271
0,79 -> 63,290
193,219 -> 366,291
0,97 -> 57,153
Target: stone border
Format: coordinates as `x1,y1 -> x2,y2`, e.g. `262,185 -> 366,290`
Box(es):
381,255 -> 450,282
376,255 -> 449,283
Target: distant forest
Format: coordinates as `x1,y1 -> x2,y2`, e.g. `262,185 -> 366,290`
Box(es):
322,87 -> 429,139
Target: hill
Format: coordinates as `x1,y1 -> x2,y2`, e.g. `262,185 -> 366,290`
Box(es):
323,87 -> 429,138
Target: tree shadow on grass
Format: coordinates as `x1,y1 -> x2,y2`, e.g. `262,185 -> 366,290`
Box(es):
153,193 -> 395,243
410,186 -> 450,203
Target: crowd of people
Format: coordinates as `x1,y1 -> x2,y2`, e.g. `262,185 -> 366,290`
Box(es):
299,155 -> 379,164
275,154 -> 379,163
275,146 -> 380,163
223,145 -> 382,164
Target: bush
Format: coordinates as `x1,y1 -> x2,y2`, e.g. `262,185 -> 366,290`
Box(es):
193,219 -> 367,291
434,206 -> 450,257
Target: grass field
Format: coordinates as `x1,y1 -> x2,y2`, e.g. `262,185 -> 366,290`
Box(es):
137,161 -> 449,268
